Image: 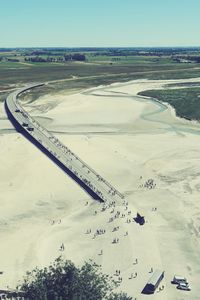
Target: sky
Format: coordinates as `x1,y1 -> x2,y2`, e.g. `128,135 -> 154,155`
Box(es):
0,0 -> 200,47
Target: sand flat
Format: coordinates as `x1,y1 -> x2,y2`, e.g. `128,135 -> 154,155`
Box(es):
1,79 -> 200,299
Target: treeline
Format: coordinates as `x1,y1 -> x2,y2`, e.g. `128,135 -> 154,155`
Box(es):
185,56 -> 200,63
173,55 -> 200,63
0,57 -> 19,62
25,53 -> 86,63
92,50 -> 165,57
25,56 -> 63,63
0,48 -> 13,52
91,48 -> 200,57
30,50 -> 61,56
64,53 -> 86,61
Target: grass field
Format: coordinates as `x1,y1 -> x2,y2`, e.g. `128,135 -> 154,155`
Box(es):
1,49 -> 200,113
86,54 -> 175,64
139,86 -> 200,121
1,58 -> 200,86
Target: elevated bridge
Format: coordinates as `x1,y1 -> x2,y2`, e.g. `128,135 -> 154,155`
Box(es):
5,83 -> 124,203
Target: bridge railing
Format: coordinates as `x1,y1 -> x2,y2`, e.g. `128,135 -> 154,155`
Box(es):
10,84 -> 124,201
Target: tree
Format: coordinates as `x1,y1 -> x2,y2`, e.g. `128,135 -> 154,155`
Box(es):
108,292 -> 133,300
72,53 -> 86,61
64,54 -> 72,61
19,257 -> 132,300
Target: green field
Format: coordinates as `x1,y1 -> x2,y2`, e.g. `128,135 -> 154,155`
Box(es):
1,48 -> 200,88
139,86 -> 200,121
1,48 -> 200,114
1,58 -> 200,86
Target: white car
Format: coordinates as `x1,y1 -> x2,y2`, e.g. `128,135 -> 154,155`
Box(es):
171,275 -> 188,285
177,282 -> 191,291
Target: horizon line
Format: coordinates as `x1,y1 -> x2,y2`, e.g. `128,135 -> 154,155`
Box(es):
1,46 -> 200,49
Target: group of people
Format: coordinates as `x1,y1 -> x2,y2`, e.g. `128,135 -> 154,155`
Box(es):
112,238 -> 119,244
140,178 -> 157,189
129,272 -> 138,279
50,219 -> 61,225
138,176 -> 157,190
83,196 -> 154,298
112,226 -> 119,232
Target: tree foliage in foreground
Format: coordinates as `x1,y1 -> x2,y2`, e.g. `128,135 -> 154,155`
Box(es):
20,257 -> 132,300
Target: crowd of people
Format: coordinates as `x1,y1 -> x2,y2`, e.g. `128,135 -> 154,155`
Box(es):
47,134 -> 125,204
53,175 -> 162,299
139,178 -> 157,190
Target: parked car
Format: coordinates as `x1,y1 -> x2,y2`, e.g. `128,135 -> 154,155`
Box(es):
171,275 -> 188,285
177,282 -> 191,291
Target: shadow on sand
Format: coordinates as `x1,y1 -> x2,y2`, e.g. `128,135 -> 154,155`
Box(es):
141,286 -> 154,295
5,101 -> 103,202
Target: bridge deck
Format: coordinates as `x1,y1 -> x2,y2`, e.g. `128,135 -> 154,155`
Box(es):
5,83 -> 124,203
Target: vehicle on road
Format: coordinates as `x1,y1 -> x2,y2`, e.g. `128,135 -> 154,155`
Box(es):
27,127 -> 34,131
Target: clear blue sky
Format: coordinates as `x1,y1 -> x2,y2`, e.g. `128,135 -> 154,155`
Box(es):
1,0 -> 200,47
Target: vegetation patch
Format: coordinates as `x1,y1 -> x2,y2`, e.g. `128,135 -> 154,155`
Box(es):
19,257 -> 132,300
138,87 -> 200,121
